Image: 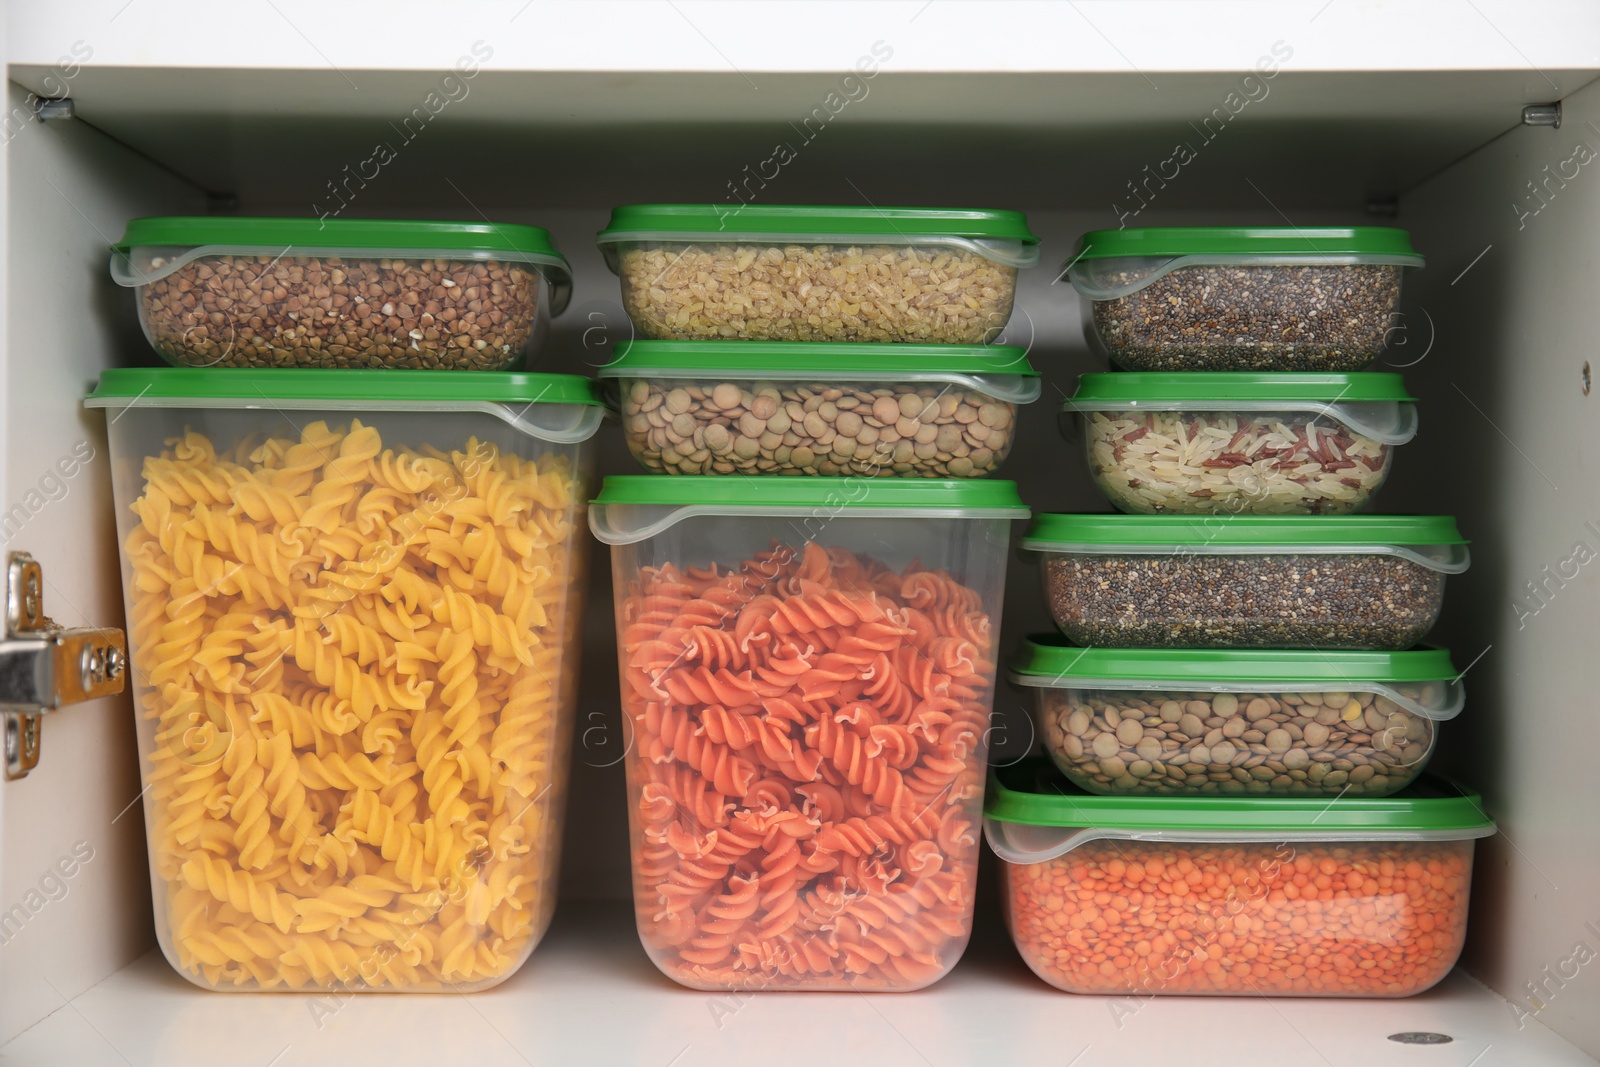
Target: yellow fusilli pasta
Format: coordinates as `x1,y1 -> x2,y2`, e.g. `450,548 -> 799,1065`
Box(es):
126,418 -> 583,991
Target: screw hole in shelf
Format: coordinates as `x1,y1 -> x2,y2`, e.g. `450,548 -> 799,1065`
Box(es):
1583,361 -> 1591,396
1388,1032 -> 1454,1045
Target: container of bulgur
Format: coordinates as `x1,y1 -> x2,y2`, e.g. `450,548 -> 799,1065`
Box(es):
596,204 -> 1038,343
985,758 -> 1493,997
111,217 -> 573,369
1009,635 -> 1463,798
1063,372 -> 1418,515
599,340 -> 1039,477
1023,514 -> 1468,650
1066,226 -> 1424,371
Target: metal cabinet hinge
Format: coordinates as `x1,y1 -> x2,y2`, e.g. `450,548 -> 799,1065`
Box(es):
1,553 -> 126,780
33,97 -> 74,121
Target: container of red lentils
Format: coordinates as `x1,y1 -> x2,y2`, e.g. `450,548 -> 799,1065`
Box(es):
985,760 -> 1493,997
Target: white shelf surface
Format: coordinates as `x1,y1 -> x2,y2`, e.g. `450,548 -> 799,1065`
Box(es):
10,0 -> 1600,74
3,902 -> 1593,1067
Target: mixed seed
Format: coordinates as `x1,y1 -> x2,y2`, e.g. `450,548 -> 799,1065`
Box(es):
1089,264 -> 1403,371
1044,552 -> 1445,649
1039,687 -> 1435,797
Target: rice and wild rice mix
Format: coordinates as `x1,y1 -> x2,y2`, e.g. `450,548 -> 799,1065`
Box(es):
1085,410 -> 1391,515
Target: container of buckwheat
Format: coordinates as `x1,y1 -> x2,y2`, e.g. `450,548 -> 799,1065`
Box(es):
111,217 -> 572,369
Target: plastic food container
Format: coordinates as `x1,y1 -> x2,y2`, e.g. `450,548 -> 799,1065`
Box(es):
986,759 -> 1493,997
1063,372 -> 1417,515
600,340 -> 1039,477
86,368 -> 603,992
596,204 -> 1039,344
1024,514 -> 1469,649
590,476 -> 1028,990
1067,227 -> 1424,371
1010,636 -> 1463,798
111,217 -> 573,369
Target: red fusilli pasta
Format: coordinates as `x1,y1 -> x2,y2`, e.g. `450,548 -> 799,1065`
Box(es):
619,542 -> 995,990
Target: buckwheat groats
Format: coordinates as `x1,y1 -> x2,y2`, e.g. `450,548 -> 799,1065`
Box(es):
600,341 -> 1040,478
1008,638 -> 1462,798
1064,373 -> 1418,515
597,204 -> 1039,344
1066,226 -> 1424,371
111,218 -> 573,369
984,760 -> 1495,998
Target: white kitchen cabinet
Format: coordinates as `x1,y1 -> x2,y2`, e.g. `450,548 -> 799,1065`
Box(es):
2,3 -> 1598,1064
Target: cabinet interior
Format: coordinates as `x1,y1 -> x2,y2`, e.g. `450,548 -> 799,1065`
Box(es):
4,60 -> 1599,1059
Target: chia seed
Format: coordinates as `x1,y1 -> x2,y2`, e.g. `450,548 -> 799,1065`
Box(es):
1090,263 -> 1403,371
1044,551 -> 1445,649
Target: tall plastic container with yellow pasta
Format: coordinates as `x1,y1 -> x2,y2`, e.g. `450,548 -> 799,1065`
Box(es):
87,368 -> 603,992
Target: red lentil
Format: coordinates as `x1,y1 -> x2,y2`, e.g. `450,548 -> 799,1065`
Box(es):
1003,838 -> 1472,996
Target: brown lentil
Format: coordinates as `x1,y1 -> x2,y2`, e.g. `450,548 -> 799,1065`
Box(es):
619,379 -> 1016,477
616,243 -> 1017,343
1038,687 -> 1434,797
137,255 -> 540,368
1090,264 -> 1403,371
1044,552 -> 1445,649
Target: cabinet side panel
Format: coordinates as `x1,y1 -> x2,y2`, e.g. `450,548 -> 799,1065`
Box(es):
0,79 -> 201,1044
1392,79 -> 1600,1058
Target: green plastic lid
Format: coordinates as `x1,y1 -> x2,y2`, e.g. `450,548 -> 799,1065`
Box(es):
1022,514 -> 1467,550
86,368 -> 602,407
593,474 -> 1024,510
113,216 -> 566,260
110,217 -> 573,314
601,340 -> 1036,378
1072,226 -> 1423,263
985,758 -> 1494,838
598,204 -> 1038,243
1065,371 -> 1415,406
1010,633 -> 1457,686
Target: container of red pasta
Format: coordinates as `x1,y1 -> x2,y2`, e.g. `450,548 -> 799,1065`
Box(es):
590,475 -> 1028,990
985,759 -> 1494,997
87,368 -> 604,992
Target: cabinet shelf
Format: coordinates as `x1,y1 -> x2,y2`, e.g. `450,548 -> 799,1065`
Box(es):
3,902 -> 1593,1067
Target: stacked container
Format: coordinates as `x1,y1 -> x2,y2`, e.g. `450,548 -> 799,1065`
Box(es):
987,225 -> 1490,997
593,205 -> 1040,990
93,216 -> 600,993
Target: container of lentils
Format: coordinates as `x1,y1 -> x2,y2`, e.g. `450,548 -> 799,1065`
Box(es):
1064,372 -> 1418,515
1024,514 -> 1468,650
600,340 -> 1039,477
596,204 -> 1039,343
111,217 -> 573,369
1066,226 -> 1424,371
1009,636 -> 1462,797
986,759 -> 1494,997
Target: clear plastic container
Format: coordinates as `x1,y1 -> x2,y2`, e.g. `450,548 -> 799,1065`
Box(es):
600,340 -> 1040,477
1063,372 -> 1418,515
1024,514 -> 1469,649
590,476 -> 1028,990
86,368 -> 603,992
986,759 -> 1493,997
596,204 -> 1039,343
111,217 -> 573,369
1011,636 -> 1463,798
1066,227 -> 1425,371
